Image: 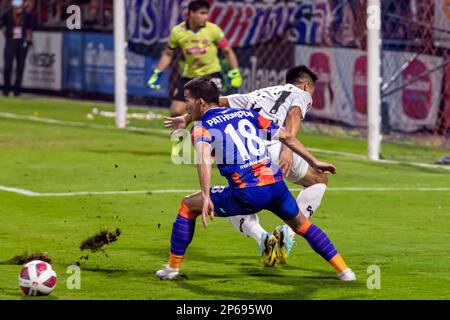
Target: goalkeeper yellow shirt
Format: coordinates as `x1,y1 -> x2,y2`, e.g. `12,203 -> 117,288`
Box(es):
168,21 -> 229,78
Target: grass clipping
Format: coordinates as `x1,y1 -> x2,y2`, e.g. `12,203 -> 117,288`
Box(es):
2,229 -> 121,266
78,228 -> 121,263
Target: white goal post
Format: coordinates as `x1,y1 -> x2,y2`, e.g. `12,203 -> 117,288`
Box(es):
367,0 -> 382,161
114,0 -> 127,129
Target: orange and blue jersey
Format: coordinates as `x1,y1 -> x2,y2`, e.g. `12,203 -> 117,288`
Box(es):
191,107 -> 283,189
170,110 -> 341,272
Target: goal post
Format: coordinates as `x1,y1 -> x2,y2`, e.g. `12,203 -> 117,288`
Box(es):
114,0 -> 127,129
367,0 -> 382,161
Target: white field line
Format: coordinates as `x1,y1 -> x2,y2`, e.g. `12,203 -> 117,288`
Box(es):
0,185 -> 38,196
1,185 -> 450,197
308,148 -> 367,159
0,112 -> 168,135
309,148 -> 450,171
1,111 -> 450,171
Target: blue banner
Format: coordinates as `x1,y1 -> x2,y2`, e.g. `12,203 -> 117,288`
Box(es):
62,32 -> 169,98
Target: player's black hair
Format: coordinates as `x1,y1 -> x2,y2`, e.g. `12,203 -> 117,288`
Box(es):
286,65 -> 318,85
188,0 -> 210,12
184,76 -> 220,104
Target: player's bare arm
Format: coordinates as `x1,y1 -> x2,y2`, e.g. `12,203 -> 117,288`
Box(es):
219,96 -> 229,107
221,46 -> 242,87
165,96 -> 230,131
164,112 -> 193,132
221,46 -> 238,69
195,141 -> 214,228
157,47 -> 175,71
279,107 -> 302,178
276,127 -> 336,175
148,47 -> 175,90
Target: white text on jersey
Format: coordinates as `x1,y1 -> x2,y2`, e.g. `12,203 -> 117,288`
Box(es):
206,110 -> 254,127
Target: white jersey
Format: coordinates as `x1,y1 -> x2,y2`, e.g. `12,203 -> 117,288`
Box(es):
226,84 -> 313,127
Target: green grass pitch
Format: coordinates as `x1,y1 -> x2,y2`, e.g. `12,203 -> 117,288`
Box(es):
0,96 -> 449,300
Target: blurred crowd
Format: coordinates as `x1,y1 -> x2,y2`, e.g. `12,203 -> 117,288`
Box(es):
0,0 -> 113,30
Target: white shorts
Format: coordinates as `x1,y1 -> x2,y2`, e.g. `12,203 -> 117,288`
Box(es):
268,142 -> 309,183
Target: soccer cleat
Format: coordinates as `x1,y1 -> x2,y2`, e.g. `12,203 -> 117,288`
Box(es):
156,264 -> 180,280
337,268 -> 356,281
273,225 -> 295,264
259,233 -> 278,267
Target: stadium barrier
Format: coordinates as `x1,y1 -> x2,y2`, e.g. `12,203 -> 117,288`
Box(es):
0,31 -> 169,99
0,31 -> 62,91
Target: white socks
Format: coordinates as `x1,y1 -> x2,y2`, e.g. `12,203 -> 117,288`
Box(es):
228,183 -> 327,245
228,214 -> 266,244
297,183 -> 327,218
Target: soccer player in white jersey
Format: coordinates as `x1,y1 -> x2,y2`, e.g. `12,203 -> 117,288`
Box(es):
166,65 -> 330,266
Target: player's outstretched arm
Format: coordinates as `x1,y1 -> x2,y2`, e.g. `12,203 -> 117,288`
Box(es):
164,97 -> 230,131
148,48 -> 174,89
276,127 -> 336,174
156,47 -> 174,72
221,46 -> 242,88
195,142 -> 214,228
164,114 -> 193,131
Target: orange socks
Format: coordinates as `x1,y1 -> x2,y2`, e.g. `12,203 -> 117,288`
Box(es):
296,220 -> 348,273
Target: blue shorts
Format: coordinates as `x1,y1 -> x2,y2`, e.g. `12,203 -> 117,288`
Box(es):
210,182 -> 299,221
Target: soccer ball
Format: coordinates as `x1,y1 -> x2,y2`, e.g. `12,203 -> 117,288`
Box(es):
19,260 -> 57,296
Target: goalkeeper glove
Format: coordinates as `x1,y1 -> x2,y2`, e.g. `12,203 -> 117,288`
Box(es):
227,68 -> 242,88
148,68 -> 163,90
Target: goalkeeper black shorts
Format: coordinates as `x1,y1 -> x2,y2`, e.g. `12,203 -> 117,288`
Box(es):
173,72 -> 223,102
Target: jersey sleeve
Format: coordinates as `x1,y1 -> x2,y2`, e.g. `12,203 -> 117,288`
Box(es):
191,125 -> 213,146
290,92 -> 313,119
257,113 -> 280,142
168,27 -> 179,49
212,24 -> 229,49
226,94 -> 252,109
257,113 -> 279,131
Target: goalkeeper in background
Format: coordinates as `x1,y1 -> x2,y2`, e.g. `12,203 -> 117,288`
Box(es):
148,0 -> 242,120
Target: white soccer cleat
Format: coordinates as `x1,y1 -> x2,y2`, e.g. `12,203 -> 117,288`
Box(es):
337,268 -> 356,281
156,264 -> 179,280
273,225 -> 295,264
